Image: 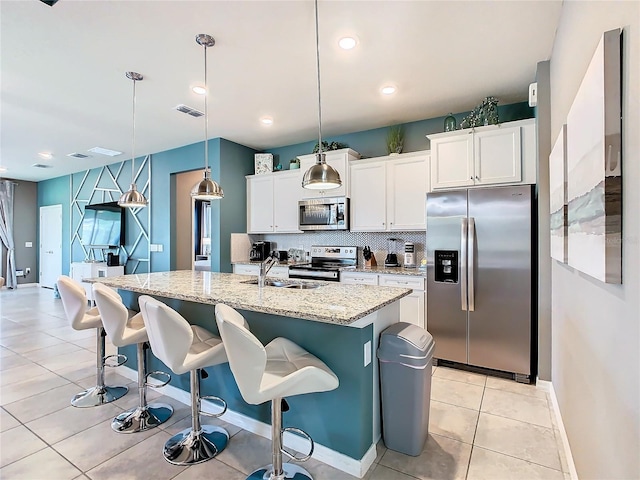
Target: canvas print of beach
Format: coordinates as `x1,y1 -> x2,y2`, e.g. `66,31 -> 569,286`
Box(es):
549,125 -> 567,263
566,28 -> 622,284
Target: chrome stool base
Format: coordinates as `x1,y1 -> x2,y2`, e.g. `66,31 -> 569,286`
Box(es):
247,463 -> 313,480
71,385 -> 128,408
111,403 -> 174,433
163,425 -> 229,466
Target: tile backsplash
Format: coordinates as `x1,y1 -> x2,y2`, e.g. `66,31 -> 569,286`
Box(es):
257,231 -> 426,267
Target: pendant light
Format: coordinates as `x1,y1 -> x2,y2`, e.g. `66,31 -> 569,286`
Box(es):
191,34 -> 224,200
118,72 -> 148,208
302,0 -> 342,190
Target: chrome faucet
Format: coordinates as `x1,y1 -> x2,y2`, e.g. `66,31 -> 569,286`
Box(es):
258,254 -> 279,288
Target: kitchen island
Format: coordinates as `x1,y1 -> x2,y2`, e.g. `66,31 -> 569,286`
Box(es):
88,270 -> 411,477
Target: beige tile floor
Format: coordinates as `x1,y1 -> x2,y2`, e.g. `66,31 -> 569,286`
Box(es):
0,286 -> 570,479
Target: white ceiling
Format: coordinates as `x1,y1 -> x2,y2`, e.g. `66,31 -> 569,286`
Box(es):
0,0 -> 562,182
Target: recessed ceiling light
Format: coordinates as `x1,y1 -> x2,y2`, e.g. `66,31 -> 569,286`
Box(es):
192,85 -> 206,95
338,36 -> 358,50
38,152 -> 53,160
260,116 -> 274,126
381,85 -> 397,95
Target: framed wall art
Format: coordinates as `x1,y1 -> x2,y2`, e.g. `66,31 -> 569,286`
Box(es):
566,28 -> 622,283
549,124 -> 568,264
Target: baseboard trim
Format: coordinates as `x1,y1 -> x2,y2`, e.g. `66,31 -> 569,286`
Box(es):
538,379 -> 578,480
120,366 -> 375,478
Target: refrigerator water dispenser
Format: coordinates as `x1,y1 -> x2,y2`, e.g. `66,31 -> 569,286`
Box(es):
434,250 -> 458,283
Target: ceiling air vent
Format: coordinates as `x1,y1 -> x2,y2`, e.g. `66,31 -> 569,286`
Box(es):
67,152 -> 91,159
174,104 -> 204,118
88,147 -> 122,157
32,163 -> 54,168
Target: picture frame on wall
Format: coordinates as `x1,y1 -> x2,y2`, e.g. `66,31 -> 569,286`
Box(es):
549,124 -> 568,264
566,28 -> 622,284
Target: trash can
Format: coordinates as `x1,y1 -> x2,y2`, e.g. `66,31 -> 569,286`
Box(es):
377,322 -> 435,456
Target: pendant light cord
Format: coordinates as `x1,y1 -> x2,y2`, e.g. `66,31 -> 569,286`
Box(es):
131,77 -> 137,182
315,0 -> 323,157
204,43 -> 209,173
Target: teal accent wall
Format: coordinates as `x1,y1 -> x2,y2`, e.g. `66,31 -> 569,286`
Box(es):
216,139 -> 256,272
268,102 -> 534,168
37,176 -> 71,275
151,138 -> 255,272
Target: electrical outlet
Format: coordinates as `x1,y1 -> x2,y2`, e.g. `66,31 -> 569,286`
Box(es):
25,267 -> 31,276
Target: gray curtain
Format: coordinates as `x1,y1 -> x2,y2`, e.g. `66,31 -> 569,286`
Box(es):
0,180 -> 17,289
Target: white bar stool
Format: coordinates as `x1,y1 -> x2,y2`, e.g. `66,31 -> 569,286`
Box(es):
215,303 -> 339,480
139,295 -> 229,465
57,275 -> 128,407
92,283 -> 174,433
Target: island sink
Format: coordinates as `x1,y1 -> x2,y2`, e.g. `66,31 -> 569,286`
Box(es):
241,278 -> 322,289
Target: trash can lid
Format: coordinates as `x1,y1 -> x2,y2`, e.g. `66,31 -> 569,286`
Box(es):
377,322 -> 435,366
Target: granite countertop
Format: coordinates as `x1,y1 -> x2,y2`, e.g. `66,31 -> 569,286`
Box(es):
348,266 -> 426,277
86,270 -> 411,326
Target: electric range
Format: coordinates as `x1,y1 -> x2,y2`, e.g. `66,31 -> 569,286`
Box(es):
288,245 -> 357,282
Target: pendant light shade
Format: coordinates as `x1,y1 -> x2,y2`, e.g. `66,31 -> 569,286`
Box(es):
118,71 -> 148,208
191,34 -> 223,200
302,0 -> 341,190
301,153 -> 341,189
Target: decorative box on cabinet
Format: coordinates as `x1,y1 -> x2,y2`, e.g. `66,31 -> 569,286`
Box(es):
70,262 -> 124,302
297,148 -> 360,198
246,170 -> 304,233
350,151 -> 429,232
428,118 -> 536,190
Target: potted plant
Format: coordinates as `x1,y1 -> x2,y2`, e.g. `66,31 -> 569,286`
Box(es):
386,126 -> 404,155
289,158 -> 300,169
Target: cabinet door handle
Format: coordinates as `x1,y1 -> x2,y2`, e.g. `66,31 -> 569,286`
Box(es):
475,176 -> 479,180
470,176 -> 473,180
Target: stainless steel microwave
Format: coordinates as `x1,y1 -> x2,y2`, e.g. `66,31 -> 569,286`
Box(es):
298,197 -> 349,231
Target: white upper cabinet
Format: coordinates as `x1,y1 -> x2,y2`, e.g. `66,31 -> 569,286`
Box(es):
247,170 -> 304,234
387,154 -> 429,230
428,118 -> 536,190
350,151 -> 429,232
298,148 -> 360,198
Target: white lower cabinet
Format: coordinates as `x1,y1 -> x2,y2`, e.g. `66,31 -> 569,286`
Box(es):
378,275 -> 426,329
233,264 -> 289,279
341,272 -> 426,328
70,262 -> 124,302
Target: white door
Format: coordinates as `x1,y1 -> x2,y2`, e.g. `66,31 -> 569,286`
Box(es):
39,204 -> 62,289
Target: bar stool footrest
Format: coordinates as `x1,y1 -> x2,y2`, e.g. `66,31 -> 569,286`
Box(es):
104,353 -> 127,368
247,463 -> 313,480
281,427 -> 314,462
200,395 -> 227,418
163,425 -> 229,465
145,370 -> 171,388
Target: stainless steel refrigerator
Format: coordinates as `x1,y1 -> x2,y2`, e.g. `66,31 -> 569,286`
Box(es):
426,185 -> 535,382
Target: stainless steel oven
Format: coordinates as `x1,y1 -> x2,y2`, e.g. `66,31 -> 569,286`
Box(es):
298,197 -> 349,231
289,246 -> 357,282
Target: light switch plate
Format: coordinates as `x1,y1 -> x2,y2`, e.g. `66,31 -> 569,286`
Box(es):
25,241 -> 33,248
364,340 -> 372,367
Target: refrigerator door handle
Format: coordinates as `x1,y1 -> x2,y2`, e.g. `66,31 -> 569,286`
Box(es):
468,217 -> 476,312
461,218 -> 468,311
